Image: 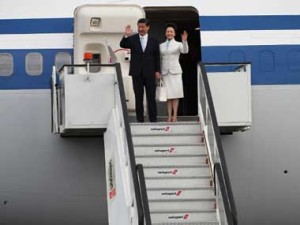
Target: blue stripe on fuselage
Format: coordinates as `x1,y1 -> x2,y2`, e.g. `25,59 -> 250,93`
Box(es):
1,15 -> 300,34
0,18 -> 74,34
0,49 -> 73,89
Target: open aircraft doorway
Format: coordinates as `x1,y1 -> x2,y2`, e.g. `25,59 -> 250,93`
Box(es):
145,6 -> 201,116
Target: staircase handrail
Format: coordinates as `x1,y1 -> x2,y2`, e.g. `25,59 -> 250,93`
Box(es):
214,163 -> 237,225
114,63 -> 146,225
197,61 -> 237,225
137,164 -> 152,225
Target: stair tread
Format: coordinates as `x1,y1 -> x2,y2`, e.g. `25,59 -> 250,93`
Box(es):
142,165 -> 209,169
150,209 -> 216,213
130,122 -> 202,137
136,156 -> 208,167
129,115 -> 199,122
152,222 -> 219,224
149,197 -> 215,202
150,209 -> 217,215
136,155 -> 207,158
134,145 -> 206,149
145,176 -> 212,180
151,209 -> 216,213
147,188 -> 214,193
134,144 -> 205,147
152,221 -> 219,225
145,176 -> 211,180
149,198 -> 216,202
147,187 -> 214,191
130,121 -> 201,126
136,153 -> 207,158
149,203 -> 216,211
146,178 -> 212,189
147,189 -> 215,201
147,188 -> 215,191
151,210 -> 217,217
134,146 -> 207,157
134,143 -> 205,147
132,133 -> 202,137
144,165 -> 211,173
150,209 -> 216,214
151,221 -> 219,225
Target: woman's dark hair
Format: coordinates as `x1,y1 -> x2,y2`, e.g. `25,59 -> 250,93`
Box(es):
165,23 -> 177,32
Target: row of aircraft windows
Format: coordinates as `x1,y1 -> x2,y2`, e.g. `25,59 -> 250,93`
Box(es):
1,50 -> 300,76
229,50 -> 300,72
0,52 -> 72,76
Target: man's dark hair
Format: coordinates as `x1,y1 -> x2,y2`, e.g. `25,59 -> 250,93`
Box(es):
137,18 -> 150,26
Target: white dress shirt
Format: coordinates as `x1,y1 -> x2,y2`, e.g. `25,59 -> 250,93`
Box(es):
139,34 -> 148,52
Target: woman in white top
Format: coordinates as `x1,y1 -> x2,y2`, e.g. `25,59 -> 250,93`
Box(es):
160,24 -> 189,122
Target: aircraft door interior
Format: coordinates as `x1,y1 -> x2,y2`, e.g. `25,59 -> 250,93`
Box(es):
71,5 -> 200,117
145,7 -> 201,116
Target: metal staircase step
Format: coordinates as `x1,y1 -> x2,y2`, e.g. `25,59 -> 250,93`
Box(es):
143,166 -> 211,178
130,122 -> 201,136
132,135 -> 202,146
147,188 -> 215,201
134,145 -> 206,157
149,199 -> 216,212
152,221 -> 219,225
136,155 -> 208,167
151,211 -> 218,224
130,121 -> 218,224
128,115 -> 199,123
145,177 -> 212,189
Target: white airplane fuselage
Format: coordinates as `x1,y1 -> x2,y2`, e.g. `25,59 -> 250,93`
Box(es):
0,0 -> 300,224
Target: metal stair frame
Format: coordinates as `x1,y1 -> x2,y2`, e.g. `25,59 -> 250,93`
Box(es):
101,61 -> 238,225
131,121 -> 219,224
198,62 -> 238,225
102,63 -> 150,225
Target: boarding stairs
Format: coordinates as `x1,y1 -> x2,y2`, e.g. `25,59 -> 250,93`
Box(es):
53,62 -> 238,225
131,120 -> 218,224
101,62 -> 237,225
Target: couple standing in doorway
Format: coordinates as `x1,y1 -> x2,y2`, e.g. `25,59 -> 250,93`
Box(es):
120,18 -> 188,122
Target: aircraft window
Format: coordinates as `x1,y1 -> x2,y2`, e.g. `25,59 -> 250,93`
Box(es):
55,52 -> 72,73
26,52 -> 43,76
288,50 -> 300,72
0,53 -> 13,76
259,50 -> 275,72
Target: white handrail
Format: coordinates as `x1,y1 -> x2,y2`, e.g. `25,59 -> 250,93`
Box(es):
103,68 -> 139,225
51,66 -> 59,133
197,63 -> 238,225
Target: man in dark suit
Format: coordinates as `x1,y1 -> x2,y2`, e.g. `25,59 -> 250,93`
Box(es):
120,18 -> 160,122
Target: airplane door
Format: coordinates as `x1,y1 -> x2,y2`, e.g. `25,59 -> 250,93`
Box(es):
74,4 -> 145,110
145,7 -> 201,116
